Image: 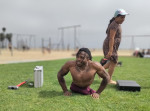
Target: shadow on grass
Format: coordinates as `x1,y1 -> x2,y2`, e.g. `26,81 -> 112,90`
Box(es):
107,84 -> 118,91
39,90 -> 62,98
141,86 -> 150,89
39,90 -> 89,98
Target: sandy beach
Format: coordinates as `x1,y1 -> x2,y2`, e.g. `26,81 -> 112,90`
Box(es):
0,49 -> 133,64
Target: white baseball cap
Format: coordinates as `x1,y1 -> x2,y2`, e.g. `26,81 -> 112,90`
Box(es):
114,9 -> 129,17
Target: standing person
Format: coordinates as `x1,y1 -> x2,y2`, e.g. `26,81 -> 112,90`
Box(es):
102,9 -> 129,84
57,48 -> 110,99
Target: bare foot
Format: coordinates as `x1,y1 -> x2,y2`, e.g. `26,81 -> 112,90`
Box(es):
109,80 -> 117,85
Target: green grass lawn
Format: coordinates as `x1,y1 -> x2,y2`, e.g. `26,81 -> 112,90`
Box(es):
0,56 -> 150,111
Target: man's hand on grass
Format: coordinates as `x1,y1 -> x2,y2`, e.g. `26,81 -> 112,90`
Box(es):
91,93 -> 99,99
64,91 -> 72,96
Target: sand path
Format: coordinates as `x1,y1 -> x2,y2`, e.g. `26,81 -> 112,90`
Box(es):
0,49 -> 132,64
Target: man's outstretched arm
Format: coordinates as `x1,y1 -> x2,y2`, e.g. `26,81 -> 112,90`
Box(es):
57,62 -> 71,96
91,63 -> 110,99
96,68 -> 110,94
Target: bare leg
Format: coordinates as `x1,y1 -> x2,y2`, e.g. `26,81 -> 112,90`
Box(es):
108,61 -> 117,84
99,61 -> 110,79
103,61 -> 110,69
99,60 -> 117,84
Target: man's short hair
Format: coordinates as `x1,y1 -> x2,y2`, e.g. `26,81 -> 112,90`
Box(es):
76,48 -> 92,60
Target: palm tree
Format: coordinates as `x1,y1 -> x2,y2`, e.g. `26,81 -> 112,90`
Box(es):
6,33 -> 12,50
6,33 -> 12,43
0,33 -> 5,48
0,27 -> 6,48
2,27 -> 6,32
6,33 -> 13,56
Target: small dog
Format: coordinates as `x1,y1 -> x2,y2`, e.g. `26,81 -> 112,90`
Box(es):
117,61 -> 122,67
100,58 -> 122,67
100,58 -> 108,66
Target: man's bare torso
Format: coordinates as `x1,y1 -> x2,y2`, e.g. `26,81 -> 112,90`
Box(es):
67,60 -> 99,87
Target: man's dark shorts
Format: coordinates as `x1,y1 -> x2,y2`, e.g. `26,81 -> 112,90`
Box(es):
70,83 -> 96,95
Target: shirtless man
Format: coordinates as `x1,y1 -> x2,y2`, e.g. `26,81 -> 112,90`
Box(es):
57,48 -> 110,99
